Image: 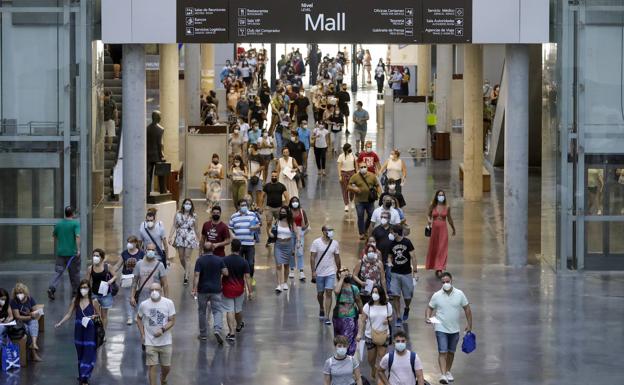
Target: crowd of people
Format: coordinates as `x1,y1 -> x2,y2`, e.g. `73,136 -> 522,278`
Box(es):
0,46 -> 474,385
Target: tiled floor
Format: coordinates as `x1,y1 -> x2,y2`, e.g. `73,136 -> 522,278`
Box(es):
1,87 -> 624,385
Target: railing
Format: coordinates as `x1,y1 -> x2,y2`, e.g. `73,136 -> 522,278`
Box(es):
0,120 -> 64,136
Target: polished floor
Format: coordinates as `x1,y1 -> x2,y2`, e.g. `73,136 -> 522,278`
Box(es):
2,87 -> 624,385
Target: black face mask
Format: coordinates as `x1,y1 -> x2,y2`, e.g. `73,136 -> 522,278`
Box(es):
384,202 -> 392,209
271,178 -> 278,183
212,214 -> 221,221
343,276 -> 352,284
278,213 -> 287,220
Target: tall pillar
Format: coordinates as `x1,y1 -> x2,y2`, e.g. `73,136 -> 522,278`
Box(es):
504,44 -> 529,266
122,44 -> 147,241
463,44 -> 484,201
435,45 -> 453,131
159,44 -> 180,170
416,45 -> 431,96
184,44 -> 201,127
201,44 -> 215,95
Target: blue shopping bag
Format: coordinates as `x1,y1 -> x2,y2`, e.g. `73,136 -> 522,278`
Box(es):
2,341 -> 20,371
462,331 -> 476,354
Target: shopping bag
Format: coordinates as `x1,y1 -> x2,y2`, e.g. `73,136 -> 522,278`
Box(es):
462,331 -> 476,354
2,341 -> 20,371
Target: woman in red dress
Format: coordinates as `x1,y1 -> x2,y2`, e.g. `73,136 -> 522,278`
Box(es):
425,190 -> 456,276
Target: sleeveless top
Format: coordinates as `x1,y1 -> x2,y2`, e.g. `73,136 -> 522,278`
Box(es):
91,264 -> 110,295
292,209 -> 304,227
432,205 -> 448,221
232,166 -> 246,181
386,158 -> 402,180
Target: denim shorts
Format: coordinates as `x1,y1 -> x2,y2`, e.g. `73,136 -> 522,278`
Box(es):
435,331 -> 460,353
315,274 -> 336,292
94,293 -> 114,309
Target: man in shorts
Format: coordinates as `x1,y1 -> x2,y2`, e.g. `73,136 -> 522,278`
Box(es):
388,225 -> 415,328
137,283 -> 176,385
352,101 -> 369,153
103,89 -> 118,146
222,239 -> 253,342
262,170 -> 289,245
309,226 -> 341,325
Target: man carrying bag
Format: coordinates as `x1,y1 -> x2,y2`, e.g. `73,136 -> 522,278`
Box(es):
309,226 -> 341,326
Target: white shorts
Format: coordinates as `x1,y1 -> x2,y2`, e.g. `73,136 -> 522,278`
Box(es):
104,119 -> 116,137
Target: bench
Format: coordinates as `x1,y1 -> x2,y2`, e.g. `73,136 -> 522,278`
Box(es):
10,335 -> 28,367
459,163 -> 491,192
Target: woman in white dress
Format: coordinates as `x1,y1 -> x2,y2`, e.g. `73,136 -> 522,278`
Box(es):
204,153 -> 224,210
275,146 -> 299,199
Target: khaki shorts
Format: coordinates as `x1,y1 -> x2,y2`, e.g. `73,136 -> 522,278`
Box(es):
103,119 -> 116,137
265,206 -> 280,223
146,344 -> 172,366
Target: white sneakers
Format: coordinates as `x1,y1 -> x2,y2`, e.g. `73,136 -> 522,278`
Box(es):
281,283 -> 289,291
440,372 -> 454,384
299,271 -> 306,280
446,372 -> 454,382
288,269 -> 295,279
126,317 -> 133,325
344,205 -> 349,212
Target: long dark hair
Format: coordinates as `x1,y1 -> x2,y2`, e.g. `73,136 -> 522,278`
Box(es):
278,205 -> 294,230
0,288 -> 9,318
232,155 -> 246,171
74,279 -> 93,310
368,284 -> 388,306
429,189 -> 447,211
179,198 -> 195,216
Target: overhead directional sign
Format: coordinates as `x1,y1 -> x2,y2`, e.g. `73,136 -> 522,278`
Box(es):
176,0 -> 472,43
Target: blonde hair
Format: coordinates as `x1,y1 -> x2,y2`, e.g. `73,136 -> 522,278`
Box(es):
12,282 -> 30,299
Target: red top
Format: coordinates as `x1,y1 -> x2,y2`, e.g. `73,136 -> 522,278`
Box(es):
357,152 -> 380,173
201,221 -> 230,257
293,209 -> 304,227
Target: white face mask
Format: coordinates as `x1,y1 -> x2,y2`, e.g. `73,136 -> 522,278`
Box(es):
150,290 -> 161,301
184,204 -> 192,211
437,196 -> 446,203
16,293 -> 25,301
326,230 -> 334,239
80,288 -> 89,297
371,293 -> 380,302
380,218 -> 389,225
147,220 -> 155,229
336,347 -> 348,357
359,167 -> 368,175
127,243 -> 135,251
366,252 -> 377,261
443,282 -> 452,291
388,233 -> 395,241
92,256 -> 102,265
291,201 -> 300,209
395,342 -> 407,352
366,147 -> 372,152
0,299 -> 5,307
388,184 -> 396,190
146,250 -> 156,259
302,125 -> 308,129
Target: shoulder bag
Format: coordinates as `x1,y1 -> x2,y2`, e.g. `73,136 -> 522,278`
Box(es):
310,239 -> 333,284
133,262 -> 160,304
144,223 -> 167,268
104,263 -> 119,296
368,304 -> 389,346
359,172 -> 378,203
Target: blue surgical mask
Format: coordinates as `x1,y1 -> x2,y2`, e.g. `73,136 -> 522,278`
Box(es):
146,250 -> 156,259
395,342 -> 407,352
336,347 -> 347,357
240,206 -> 248,213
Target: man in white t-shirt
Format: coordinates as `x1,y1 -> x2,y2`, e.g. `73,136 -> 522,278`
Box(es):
425,272 -> 472,384
137,283 -> 176,385
371,196 -> 402,227
309,225 -> 341,325
378,331 -> 425,385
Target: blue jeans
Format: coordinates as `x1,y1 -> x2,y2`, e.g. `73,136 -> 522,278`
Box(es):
198,292 -> 224,336
289,229 -> 305,270
355,202 -> 374,235
241,245 -> 256,277
435,331 -> 460,353
275,131 -> 283,157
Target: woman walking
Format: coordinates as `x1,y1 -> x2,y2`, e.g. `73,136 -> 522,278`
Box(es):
356,285 -> 392,380
204,153 -> 224,210
352,243 -> 387,304
273,206 -> 298,293
120,235 -> 143,325
169,198 -> 199,286
275,147 -> 300,199
86,248 -> 116,330
55,280 -> 101,385
257,128 -> 274,183
425,190 -> 456,276
230,154 -> 249,207
332,269 -> 363,356
289,196 -> 309,281
380,149 -> 407,194
313,122 -> 330,176
336,143 -> 356,212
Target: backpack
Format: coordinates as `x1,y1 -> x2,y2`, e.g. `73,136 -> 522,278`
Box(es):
388,350 -> 430,385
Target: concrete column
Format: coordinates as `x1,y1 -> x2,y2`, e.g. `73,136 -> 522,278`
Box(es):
184,44 -> 202,127
159,44 -> 180,171
416,45 -> 431,96
435,44 -> 453,132
504,44 -> 529,266
201,44 -> 215,94
463,44 -> 484,201
122,44 -> 147,241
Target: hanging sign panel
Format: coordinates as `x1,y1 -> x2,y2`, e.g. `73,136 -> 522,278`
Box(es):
176,0 -> 472,44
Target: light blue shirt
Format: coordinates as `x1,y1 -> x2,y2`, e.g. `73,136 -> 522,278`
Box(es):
248,128 -> 261,145
353,109 -> 369,131
428,288 -> 469,334
297,127 -> 311,150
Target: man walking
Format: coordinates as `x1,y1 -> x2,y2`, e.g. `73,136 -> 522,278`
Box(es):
48,206 -> 81,300
388,226 -> 416,328
352,101 -> 369,152
348,161 -> 381,240
201,205 -> 231,257
262,171 -> 289,244
425,272 -> 473,384
309,226 -> 341,325
229,200 -> 260,278
357,141 -> 380,174
103,90 -> 118,147
192,242 -> 229,344
378,331 -> 426,385
372,211 -> 393,292
137,283 -> 176,385
222,239 -> 253,342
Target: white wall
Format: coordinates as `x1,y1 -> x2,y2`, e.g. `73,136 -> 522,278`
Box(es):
483,45 -> 505,85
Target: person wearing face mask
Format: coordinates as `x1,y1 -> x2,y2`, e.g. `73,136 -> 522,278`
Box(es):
348,162 -> 382,240
388,225 -> 416,328
256,128 -> 274,182
204,153 -> 224,211
87,248 -> 116,330
229,200 -> 261,279
313,121 -> 330,175
55,280 -> 102,385
200,205 -> 231,259
357,140 -> 380,174
371,196 -> 402,228
310,226 -> 342,325
137,283 -> 176,385
425,272 -> 472,384
296,120 -> 311,175
229,124 -> 245,162
10,283 -> 43,361
120,235 -> 144,325
352,101 -> 369,153
337,143 -> 357,212
372,212 -> 394,294
353,243 -> 387,304
390,69 -> 403,97
0,288 -> 14,340
288,197 -> 309,281
130,243 -> 169,308
48,205 -> 81,301
378,331 -> 426,385
356,285 -> 392,380
275,146 -> 300,199
425,190 -> 456,277
323,335 -> 364,385
139,208 -> 168,267
272,206 -> 298,292
332,269 -> 363,356
263,170 -> 290,244
379,178 -> 407,208
380,150 -> 407,195
230,154 -> 249,208
168,199 -> 199,286
249,97 -> 266,129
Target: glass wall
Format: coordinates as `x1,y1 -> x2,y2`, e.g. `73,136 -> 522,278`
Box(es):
0,0 -> 93,264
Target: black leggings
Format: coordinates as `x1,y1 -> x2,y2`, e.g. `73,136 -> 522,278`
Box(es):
314,147 -> 327,170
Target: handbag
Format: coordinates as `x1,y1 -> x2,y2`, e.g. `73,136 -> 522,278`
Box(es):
368,304 -> 389,345
6,322 -> 26,341
1,340 -> 20,371
424,224 -> 431,237
462,331 -> 476,354
250,175 -> 260,185
94,317 -> 106,349
267,220 -> 278,244
104,264 -> 119,296
134,262 -> 160,304
358,172 -> 378,203
310,239 -> 333,284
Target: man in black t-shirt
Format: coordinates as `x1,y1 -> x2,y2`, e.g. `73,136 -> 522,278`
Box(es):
372,211 -> 393,293
286,131 -> 306,177
294,89 -> 310,124
336,84 -> 351,134
388,225 -> 415,328
262,171 -> 289,244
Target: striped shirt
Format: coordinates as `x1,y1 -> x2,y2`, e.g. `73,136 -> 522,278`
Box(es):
229,211 -> 260,246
